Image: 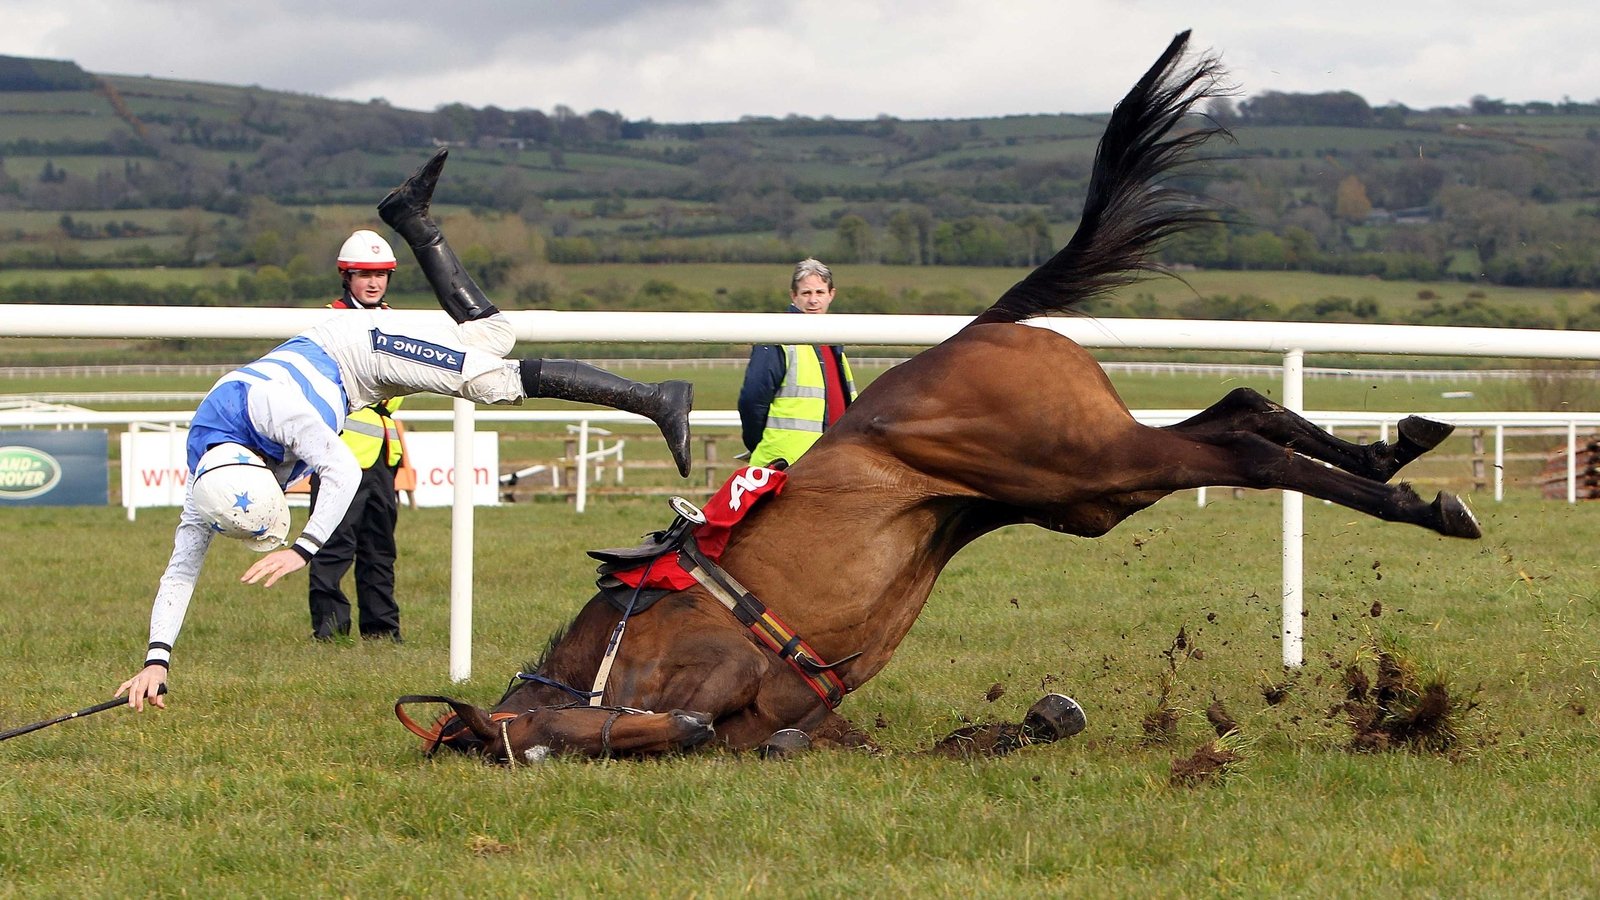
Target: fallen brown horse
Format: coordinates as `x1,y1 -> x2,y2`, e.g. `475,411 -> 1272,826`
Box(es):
397,31 -> 1481,762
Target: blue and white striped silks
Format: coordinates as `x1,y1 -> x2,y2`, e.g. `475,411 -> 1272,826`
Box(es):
186,336 -> 349,484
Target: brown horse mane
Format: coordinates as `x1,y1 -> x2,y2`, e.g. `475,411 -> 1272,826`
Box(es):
968,30 -> 1232,329
497,621 -> 578,704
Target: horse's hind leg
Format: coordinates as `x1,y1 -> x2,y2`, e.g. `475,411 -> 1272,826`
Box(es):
1168,387 -> 1452,482
1130,428 -> 1480,538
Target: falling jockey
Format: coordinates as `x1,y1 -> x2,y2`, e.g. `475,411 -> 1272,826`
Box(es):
116,148 -> 694,714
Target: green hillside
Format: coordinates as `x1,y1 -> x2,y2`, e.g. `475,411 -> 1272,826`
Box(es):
2,52 -> 1599,325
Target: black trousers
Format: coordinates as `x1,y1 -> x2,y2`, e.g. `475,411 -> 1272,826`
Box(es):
308,463 -> 400,638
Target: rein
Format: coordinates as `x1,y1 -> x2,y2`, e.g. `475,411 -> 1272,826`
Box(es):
393,693 -> 518,748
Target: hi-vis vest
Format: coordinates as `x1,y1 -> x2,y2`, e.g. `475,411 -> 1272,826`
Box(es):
329,296 -> 403,468
341,401 -> 403,468
750,344 -> 856,468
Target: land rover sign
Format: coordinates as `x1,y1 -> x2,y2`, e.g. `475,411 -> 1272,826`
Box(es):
0,431 -> 108,506
0,445 -> 61,498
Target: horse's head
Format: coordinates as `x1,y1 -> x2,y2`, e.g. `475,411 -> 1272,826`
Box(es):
398,695 -> 715,762
496,705 -> 716,762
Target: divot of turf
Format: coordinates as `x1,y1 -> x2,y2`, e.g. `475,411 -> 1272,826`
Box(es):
1205,698 -> 1238,737
928,722 -> 1031,759
1170,738 -> 1241,786
1338,639 -> 1472,753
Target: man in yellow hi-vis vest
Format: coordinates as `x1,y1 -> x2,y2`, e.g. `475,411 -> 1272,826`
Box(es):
307,230 -> 406,641
738,258 -> 857,468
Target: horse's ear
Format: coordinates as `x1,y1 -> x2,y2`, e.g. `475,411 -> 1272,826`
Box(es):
443,700 -> 500,742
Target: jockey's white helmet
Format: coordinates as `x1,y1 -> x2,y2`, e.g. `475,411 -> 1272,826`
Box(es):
191,443 -> 289,552
336,229 -> 397,271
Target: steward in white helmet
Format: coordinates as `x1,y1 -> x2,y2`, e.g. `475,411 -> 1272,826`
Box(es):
309,230 -> 407,642
335,230 -> 397,310
116,149 -> 696,714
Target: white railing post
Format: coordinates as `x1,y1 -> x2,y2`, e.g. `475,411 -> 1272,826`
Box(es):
449,397 -> 474,683
125,422 -> 139,522
576,419 -> 590,514
1569,422 -> 1579,505
1494,425 -> 1504,502
1282,349 -> 1305,669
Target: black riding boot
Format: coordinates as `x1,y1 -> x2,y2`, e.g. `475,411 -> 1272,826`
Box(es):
521,359 -> 694,477
377,148 -> 501,324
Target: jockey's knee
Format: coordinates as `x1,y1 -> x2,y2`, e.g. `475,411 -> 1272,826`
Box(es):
459,314 -> 516,358
460,362 -> 524,405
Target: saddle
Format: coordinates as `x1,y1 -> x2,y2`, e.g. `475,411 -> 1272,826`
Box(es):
590,532 -> 676,614
586,477 -> 779,614
587,496 -> 706,614
589,529 -> 679,570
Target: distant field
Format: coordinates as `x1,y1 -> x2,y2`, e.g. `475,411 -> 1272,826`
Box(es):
0,268 -> 241,288
0,118 -> 119,142
1229,125 -> 1499,155
4,264 -> 1599,375
0,209 -> 226,231
0,92 -> 112,114
535,264 -> 1600,327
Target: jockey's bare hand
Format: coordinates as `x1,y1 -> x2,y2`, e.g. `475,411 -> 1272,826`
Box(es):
117,665 -> 168,712
241,549 -> 307,587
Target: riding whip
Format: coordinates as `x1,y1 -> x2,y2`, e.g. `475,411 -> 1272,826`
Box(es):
0,684 -> 167,743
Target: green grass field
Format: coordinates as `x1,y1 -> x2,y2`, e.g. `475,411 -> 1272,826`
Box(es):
1,493 -> 1596,895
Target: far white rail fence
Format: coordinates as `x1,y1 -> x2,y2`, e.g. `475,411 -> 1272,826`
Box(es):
6,305 -> 1600,679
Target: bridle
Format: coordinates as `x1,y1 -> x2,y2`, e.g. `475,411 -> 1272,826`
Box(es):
394,695 -> 638,762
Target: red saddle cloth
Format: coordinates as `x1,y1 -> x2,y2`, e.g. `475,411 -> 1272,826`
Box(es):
611,465 -> 788,591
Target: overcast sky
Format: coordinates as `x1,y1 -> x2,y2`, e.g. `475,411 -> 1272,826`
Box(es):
4,0 -> 1596,122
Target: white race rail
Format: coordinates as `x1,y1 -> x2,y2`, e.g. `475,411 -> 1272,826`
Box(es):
8,304 -> 1600,674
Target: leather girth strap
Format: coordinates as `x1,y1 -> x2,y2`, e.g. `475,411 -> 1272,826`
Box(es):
676,537 -> 858,709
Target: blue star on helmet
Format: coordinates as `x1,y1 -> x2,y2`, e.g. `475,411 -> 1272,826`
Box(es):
232,491 -> 254,511
251,524 -> 270,537
234,451 -> 254,465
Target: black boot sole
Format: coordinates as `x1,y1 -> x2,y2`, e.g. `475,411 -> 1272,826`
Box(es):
657,380 -> 694,478
378,148 -> 448,234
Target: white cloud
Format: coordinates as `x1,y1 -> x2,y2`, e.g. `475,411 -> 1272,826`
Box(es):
0,0 -> 1594,120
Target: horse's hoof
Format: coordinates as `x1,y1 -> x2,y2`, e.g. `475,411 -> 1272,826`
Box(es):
1432,491 -> 1482,539
1023,694 -> 1087,743
1394,416 -> 1455,468
670,710 -> 716,748
758,728 -> 811,760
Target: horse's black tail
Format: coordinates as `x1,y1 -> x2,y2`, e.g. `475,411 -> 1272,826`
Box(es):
968,30 -> 1230,328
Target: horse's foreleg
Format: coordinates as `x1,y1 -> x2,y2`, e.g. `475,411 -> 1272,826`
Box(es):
1167,388 -> 1453,482
1130,429 -> 1480,538
755,708 -> 881,758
